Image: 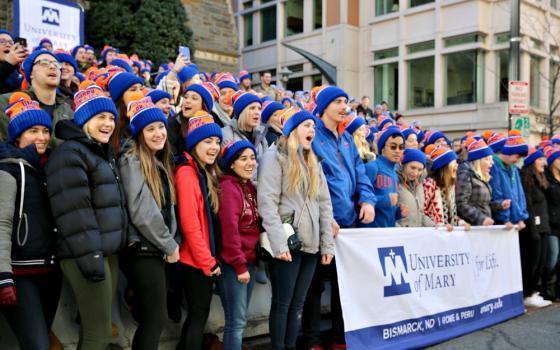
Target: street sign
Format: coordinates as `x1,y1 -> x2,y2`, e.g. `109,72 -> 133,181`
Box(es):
508,80 -> 529,115
512,115 -> 530,139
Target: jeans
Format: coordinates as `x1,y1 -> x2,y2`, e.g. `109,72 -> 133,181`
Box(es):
542,235 -> 560,298
1,269 -> 62,350
544,235 -> 560,272
60,255 -> 119,350
216,263 -> 256,350
128,256 -> 168,350
519,232 -> 542,297
269,252 -> 319,350
176,263 -> 214,350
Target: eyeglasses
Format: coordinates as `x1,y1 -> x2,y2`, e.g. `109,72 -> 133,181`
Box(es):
0,39 -> 14,45
389,144 -> 405,151
33,59 -> 62,69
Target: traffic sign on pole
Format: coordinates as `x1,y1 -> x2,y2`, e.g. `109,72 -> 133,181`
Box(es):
508,80 -> 529,115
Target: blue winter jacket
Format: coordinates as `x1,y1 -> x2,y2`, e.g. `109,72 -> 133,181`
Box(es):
489,155 -> 529,224
312,119 -> 376,227
362,155 -> 400,228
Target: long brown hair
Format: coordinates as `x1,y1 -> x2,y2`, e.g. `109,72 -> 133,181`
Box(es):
521,163 -> 549,190
277,131 -> 320,198
125,136 -> 176,208
110,98 -> 129,152
191,149 -> 222,214
431,162 -> 456,202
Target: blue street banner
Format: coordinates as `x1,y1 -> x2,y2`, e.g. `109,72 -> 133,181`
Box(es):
13,0 -> 84,50
335,226 -> 524,349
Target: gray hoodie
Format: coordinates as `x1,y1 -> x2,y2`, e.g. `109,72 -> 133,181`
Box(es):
257,144 -> 335,256
118,145 -> 178,256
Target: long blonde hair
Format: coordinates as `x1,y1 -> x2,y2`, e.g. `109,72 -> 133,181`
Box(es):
192,152 -> 222,214
238,107 -> 256,132
470,159 -> 490,182
278,131 -> 320,198
352,125 -> 371,160
127,136 -> 176,208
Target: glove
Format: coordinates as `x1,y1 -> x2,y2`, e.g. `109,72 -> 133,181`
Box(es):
0,285 -> 17,306
76,252 -> 105,282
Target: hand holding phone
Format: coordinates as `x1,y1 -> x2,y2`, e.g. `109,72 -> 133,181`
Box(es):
178,46 -> 190,61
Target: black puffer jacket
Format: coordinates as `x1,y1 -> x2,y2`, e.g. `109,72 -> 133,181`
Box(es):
46,120 -> 127,281
522,172 -> 550,239
546,169 -> 560,236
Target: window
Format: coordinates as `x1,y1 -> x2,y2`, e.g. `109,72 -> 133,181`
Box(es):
374,63 -> 399,111
261,6 -> 277,42
408,57 -> 434,108
528,38 -> 544,51
286,76 -> 303,92
496,50 -> 509,102
445,50 -> 484,105
410,0 -> 434,7
530,55 -> 542,107
407,40 -> 435,54
313,0 -> 322,29
244,14 -> 253,47
495,32 -> 510,45
286,0 -> 304,36
243,1 -> 254,9
311,74 -> 323,87
374,47 -> 399,60
287,64 -> 304,72
376,0 -> 399,16
444,33 -> 485,48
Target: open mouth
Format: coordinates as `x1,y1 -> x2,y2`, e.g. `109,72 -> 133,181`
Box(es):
305,135 -> 313,142
99,129 -> 111,136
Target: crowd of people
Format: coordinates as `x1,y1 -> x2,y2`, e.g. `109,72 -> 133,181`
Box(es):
0,31 -> 559,350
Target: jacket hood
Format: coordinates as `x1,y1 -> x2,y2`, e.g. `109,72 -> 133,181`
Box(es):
0,142 -> 42,169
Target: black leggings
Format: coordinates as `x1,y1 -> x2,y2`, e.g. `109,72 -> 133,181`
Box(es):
176,263 -> 215,350
128,256 -> 168,350
520,232 -> 543,297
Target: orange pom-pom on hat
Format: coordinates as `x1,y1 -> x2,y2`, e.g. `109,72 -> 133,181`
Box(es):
5,92 -> 52,142
502,129 -> 529,155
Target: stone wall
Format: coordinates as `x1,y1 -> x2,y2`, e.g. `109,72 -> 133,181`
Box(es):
182,0 -> 239,73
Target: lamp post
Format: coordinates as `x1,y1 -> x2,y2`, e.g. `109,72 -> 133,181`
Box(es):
278,66 -> 293,90
508,0 -> 521,131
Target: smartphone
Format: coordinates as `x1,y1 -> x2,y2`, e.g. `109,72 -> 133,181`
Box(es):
178,46 -> 190,61
14,37 -> 27,48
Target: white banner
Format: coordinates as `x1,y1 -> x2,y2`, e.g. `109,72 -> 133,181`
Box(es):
14,0 -> 84,50
335,226 -> 524,349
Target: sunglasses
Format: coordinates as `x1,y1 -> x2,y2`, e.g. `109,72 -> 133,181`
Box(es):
388,144 -> 405,151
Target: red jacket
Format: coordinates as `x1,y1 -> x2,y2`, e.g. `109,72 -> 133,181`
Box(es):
218,175 -> 260,275
175,153 -> 217,276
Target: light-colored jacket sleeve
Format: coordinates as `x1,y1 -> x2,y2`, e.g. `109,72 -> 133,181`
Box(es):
257,150 -> 290,256
221,123 -> 236,147
0,170 -> 16,275
118,156 -> 178,256
318,166 -> 335,256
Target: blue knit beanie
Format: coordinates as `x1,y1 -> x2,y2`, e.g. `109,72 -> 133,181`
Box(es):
109,58 -> 133,73
0,29 -> 13,39
39,38 -> 52,48
261,97 -> 284,124
402,148 -> 427,166
501,130 -> 529,156
216,73 -> 239,91
186,112 -> 223,151
345,115 -> 366,135
231,91 -> 262,118
71,45 -> 84,57
376,125 -> 403,151
54,51 -> 78,74
401,127 -> 416,141
366,126 -> 376,144
128,97 -> 168,138
312,86 -> 349,117
425,144 -> 457,171
523,147 -> 545,167
282,110 -> 315,137
101,46 -> 118,63
425,130 -> 450,147
5,93 -> 52,142
185,83 -> 215,112
22,50 -> 59,84
107,72 -> 144,102
221,140 -> 256,169
73,82 -> 118,127
545,146 -> 560,166
466,138 -> 494,161
177,66 -> 198,85
146,89 -> 172,104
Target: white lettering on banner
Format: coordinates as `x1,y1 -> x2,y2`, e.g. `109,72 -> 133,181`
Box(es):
334,226 -> 524,350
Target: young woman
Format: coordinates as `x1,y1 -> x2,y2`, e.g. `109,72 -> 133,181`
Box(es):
222,91 -> 267,157
146,89 -> 173,118
168,82 -> 217,155
174,111 -> 223,350
118,97 -> 180,349
46,81 -> 127,350
520,147 -> 552,307
455,138 -> 496,226
258,109 -> 335,350
545,146 -> 560,301
401,126 -> 419,149
345,114 -> 378,182
0,93 -> 61,350
107,71 -> 145,153
217,140 -> 261,350
423,144 -> 470,230
396,149 -> 434,227
261,97 -> 285,146
214,73 -> 239,127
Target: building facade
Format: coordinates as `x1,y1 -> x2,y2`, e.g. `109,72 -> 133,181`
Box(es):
236,0 -> 560,142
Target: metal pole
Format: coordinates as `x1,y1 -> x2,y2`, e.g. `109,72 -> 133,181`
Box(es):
508,0 -> 521,131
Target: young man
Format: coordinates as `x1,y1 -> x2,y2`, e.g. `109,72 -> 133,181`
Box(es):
356,95 -> 374,120
0,29 -> 28,94
489,130 -> 529,229
0,50 -> 73,146
254,71 -> 276,101
303,85 -> 376,350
